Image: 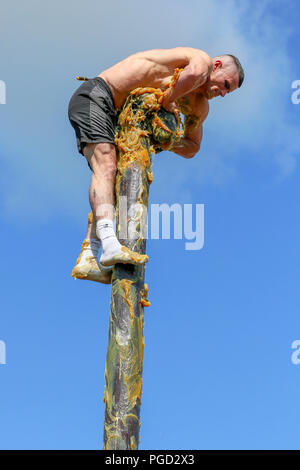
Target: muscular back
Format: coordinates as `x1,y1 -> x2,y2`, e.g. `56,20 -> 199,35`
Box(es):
98,47 -> 211,108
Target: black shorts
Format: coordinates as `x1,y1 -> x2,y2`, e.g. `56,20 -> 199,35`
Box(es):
68,77 -> 118,156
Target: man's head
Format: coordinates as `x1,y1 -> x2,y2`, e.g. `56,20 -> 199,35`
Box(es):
204,54 -> 244,99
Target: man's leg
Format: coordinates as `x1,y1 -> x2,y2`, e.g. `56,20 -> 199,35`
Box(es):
84,142 -> 148,266
84,142 -> 117,221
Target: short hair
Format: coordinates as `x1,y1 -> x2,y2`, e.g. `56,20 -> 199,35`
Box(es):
225,54 -> 244,88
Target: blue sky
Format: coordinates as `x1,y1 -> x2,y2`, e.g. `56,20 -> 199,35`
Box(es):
1,0 -> 300,450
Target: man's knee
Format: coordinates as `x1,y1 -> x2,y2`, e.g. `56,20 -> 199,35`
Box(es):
84,142 -> 117,177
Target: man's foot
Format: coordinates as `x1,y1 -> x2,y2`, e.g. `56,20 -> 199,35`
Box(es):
100,245 -> 149,267
71,239 -> 112,284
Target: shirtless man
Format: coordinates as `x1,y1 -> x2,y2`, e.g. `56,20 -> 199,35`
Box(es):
68,47 -> 244,284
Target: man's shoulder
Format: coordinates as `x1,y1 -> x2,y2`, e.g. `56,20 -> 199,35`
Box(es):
170,47 -> 212,65
179,47 -> 212,65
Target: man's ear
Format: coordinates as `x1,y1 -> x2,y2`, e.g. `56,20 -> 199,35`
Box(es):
213,59 -> 222,70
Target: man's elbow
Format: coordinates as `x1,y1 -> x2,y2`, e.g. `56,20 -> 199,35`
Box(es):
188,142 -> 201,158
185,143 -> 200,159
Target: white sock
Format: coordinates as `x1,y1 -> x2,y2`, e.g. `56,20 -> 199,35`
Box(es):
96,218 -> 122,255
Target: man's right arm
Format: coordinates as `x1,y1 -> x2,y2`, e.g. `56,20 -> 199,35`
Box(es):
162,51 -> 212,112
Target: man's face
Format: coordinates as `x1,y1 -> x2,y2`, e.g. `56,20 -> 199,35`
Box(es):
204,60 -> 239,100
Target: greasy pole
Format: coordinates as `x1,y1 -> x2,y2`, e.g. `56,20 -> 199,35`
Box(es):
102,85 -> 180,450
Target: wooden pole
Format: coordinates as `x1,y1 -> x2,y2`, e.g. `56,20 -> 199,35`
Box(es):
103,89 -> 179,450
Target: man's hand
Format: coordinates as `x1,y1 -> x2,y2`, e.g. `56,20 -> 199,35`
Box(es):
162,101 -> 179,116
171,135 -> 202,159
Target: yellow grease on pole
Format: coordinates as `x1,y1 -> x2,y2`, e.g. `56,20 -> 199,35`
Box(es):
103,69 -> 182,450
